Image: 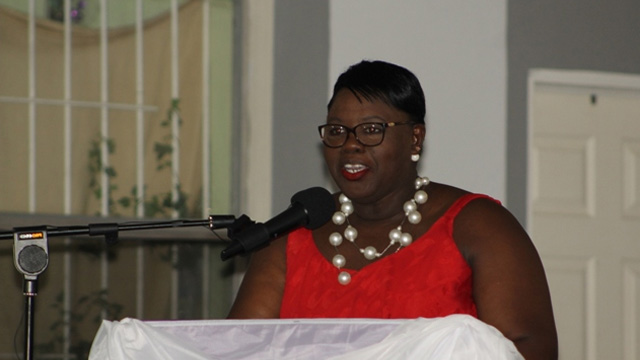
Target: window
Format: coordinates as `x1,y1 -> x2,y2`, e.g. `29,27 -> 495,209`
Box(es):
0,1 -> 235,358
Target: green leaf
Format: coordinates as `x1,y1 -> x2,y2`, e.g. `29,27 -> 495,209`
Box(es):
154,143 -> 173,160
118,196 -> 132,207
104,167 -> 117,177
106,138 -> 116,154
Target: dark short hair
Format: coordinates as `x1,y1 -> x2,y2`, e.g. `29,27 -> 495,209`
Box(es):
328,60 -> 426,125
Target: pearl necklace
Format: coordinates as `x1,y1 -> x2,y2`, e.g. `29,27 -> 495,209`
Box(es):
329,176 -> 430,285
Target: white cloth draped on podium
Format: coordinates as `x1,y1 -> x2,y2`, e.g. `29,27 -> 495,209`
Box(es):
88,314 -> 523,360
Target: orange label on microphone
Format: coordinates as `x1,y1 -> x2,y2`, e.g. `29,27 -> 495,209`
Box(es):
18,232 -> 44,240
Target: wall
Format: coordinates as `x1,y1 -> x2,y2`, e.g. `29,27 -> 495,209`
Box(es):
507,1 -> 640,224
271,0 -> 329,213
270,1 -> 507,212
329,1 -> 507,200
270,1 -> 640,225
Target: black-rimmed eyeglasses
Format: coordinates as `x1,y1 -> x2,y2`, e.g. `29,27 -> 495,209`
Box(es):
318,122 -> 414,148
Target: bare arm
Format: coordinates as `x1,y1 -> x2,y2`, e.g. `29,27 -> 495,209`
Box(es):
454,199 -> 558,360
226,235 -> 287,319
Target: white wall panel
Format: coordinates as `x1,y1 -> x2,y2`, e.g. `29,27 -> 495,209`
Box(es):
329,0 -> 507,200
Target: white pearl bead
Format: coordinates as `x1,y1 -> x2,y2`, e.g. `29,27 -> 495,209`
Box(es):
407,210 -> 422,224
399,232 -> 413,247
389,228 -> 402,243
414,190 -> 428,204
339,193 -> 350,204
341,202 -> 354,216
403,200 -> 417,214
338,271 -> 351,285
415,177 -> 423,189
332,211 -> 346,225
363,246 -> 378,260
344,225 -> 358,241
332,254 -> 346,268
329,232 -> 343,246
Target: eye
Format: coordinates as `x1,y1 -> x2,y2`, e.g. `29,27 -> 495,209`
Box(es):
360,124 -> 383,135
327,125 -> 346,136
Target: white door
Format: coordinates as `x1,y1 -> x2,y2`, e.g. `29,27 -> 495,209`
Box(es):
528,70 -> 640,360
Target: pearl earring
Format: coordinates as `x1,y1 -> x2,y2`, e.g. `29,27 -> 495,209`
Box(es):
411,153 -> 420,162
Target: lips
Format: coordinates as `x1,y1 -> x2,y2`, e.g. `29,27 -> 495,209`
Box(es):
340,163 -> 369,181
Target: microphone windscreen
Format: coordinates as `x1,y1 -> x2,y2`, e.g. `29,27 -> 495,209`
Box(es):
290,187 -> 335,230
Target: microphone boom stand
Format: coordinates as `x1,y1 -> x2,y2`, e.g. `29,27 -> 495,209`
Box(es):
1,215 -> 237,360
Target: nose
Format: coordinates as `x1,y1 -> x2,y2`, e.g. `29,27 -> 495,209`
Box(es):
341,128 -> 363,151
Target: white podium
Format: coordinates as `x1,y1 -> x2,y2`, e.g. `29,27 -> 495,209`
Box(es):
88,315 -> 523,360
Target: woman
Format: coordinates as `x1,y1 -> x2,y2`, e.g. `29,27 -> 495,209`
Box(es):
228,60 -> 558,359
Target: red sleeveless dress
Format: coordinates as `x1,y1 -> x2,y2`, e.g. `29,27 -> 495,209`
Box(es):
280,193 -> 496,319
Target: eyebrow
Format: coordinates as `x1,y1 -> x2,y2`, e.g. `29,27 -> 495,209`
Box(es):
325,115 -> 387,124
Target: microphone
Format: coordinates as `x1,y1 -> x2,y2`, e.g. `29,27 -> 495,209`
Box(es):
220,187 -> 335,260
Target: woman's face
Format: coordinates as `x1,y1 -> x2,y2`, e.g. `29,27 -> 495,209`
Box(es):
323,89 -> 424,204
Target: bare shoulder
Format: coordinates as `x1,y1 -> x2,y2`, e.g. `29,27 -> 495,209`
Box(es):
447,191 -> 529,263
422,182 -> 469,219
422,183 -> 523,252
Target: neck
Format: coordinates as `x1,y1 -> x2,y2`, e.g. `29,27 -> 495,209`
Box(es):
349,178 -> 419,223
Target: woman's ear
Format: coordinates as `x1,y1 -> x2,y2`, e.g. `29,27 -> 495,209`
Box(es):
412,124 -> 426,153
